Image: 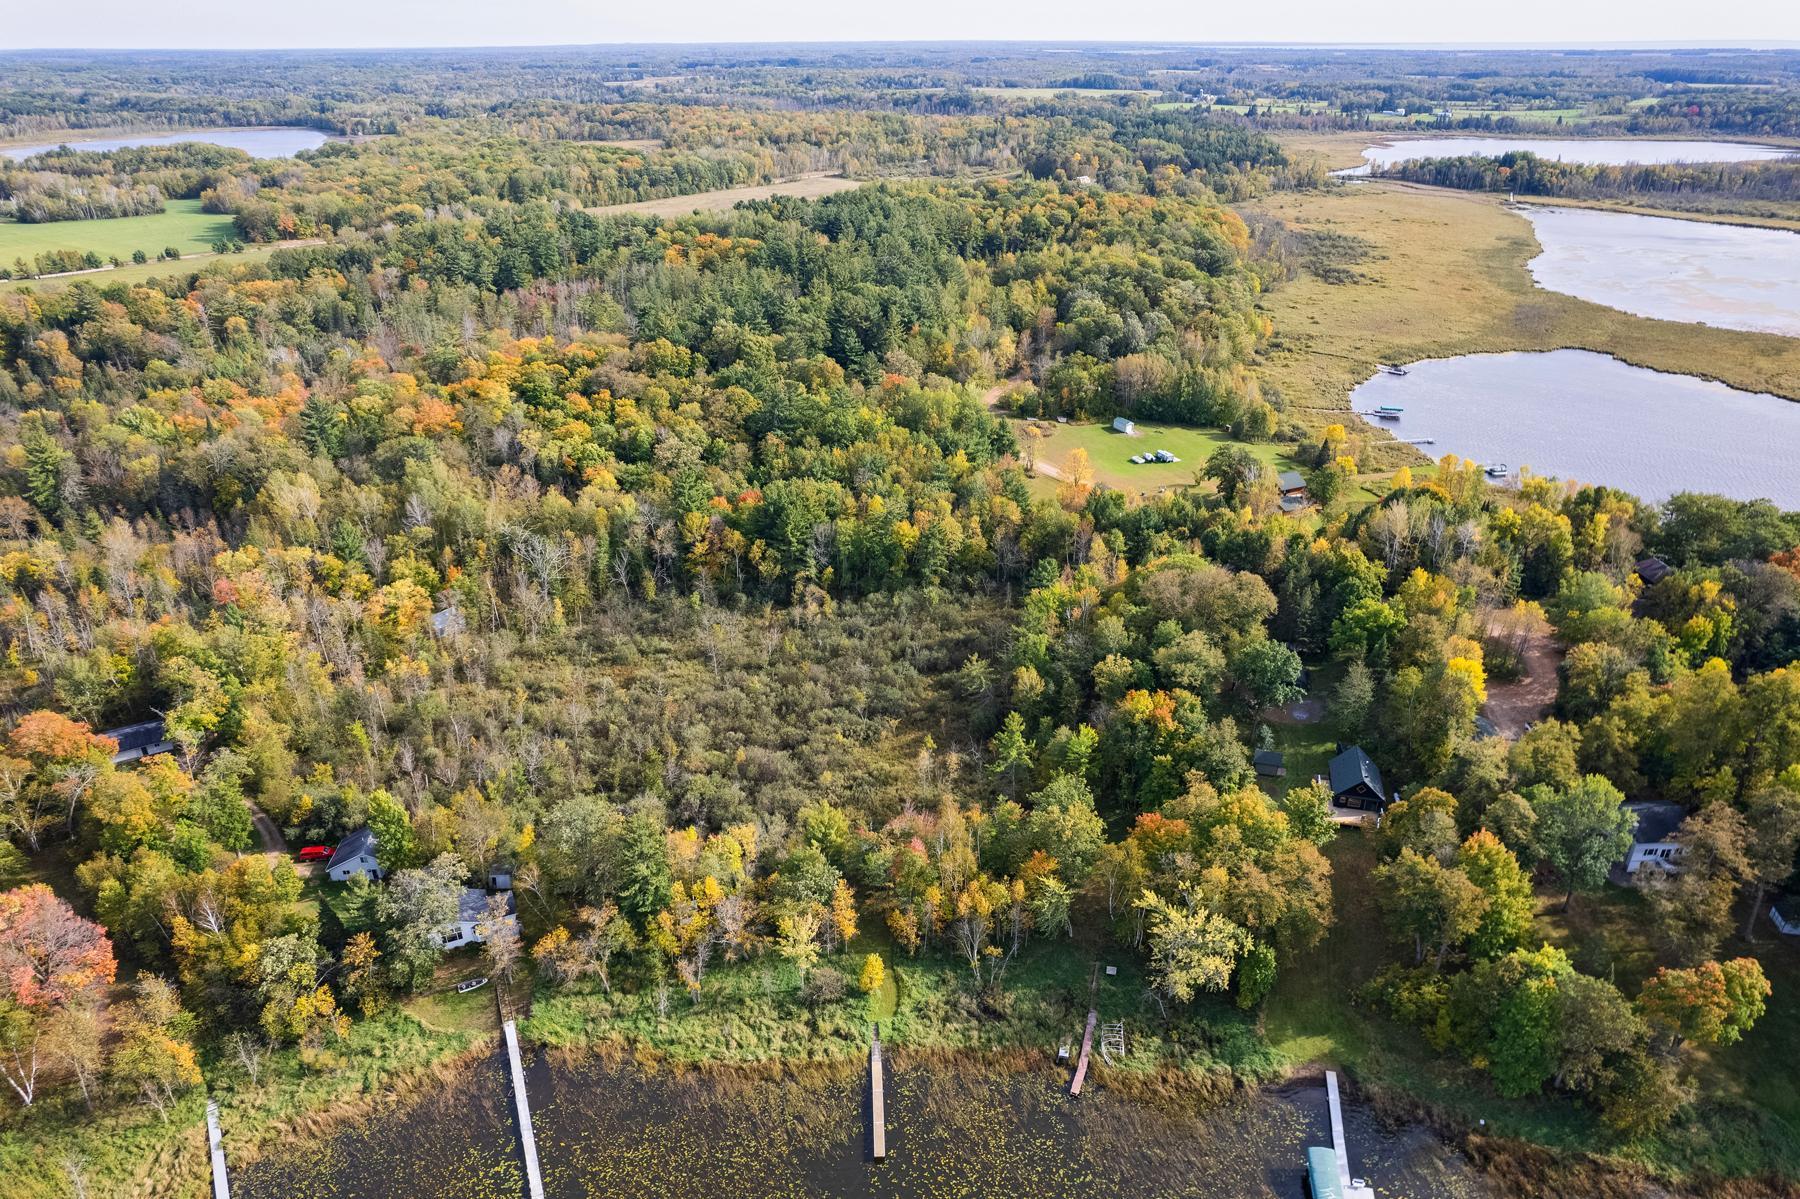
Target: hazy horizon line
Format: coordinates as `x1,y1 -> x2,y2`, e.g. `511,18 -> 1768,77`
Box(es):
6,37 -> 1800,54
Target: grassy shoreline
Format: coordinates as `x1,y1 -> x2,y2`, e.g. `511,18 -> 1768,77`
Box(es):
1240,182 -> 1800,470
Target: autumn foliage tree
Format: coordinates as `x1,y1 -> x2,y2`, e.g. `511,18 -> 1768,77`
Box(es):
0,884 -> 117,1106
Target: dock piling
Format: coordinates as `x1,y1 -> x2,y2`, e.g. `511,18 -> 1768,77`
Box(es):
1070,1009 -> 1098,1095
870,1023 -> 887,1161
1325,1070 -> 1377,1199
206,1100 -> 230,1199
502,1019 -> 546,1199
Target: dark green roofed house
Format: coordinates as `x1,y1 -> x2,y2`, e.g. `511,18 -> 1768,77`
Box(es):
1328,746 -> 1388,811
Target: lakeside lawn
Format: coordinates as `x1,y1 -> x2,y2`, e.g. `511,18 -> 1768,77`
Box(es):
1265,830 -> 1800,1184
0,199 -> 238,266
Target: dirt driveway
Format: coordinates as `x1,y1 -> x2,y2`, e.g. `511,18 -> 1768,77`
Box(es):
1482,627 -> 1560,738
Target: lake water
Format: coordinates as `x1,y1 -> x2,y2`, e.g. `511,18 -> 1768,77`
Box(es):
1345,136 -> 1796,174
1351,350 -> 1800,507
234,1052 -> 1492,1199
1520,206 -> 1800,338
2,126 -> 329,161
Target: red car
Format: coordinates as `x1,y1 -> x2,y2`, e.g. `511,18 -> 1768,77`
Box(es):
297,845 -> 333,862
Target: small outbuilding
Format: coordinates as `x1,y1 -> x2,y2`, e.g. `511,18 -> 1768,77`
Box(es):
1112,417 -> 1136,435
325,827 -> 384,882
1635,558 -> 1673,586
1253,750 -> 1287,779
103,720 -> 175,765
430,607 -> 466,638
1622,802 -> 1686,877
1277,470 -> 1307,497
1327,746 -> 1388,811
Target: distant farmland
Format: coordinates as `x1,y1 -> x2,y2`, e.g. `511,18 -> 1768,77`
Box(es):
0,198 -> 237,265
588,174 -> 863,218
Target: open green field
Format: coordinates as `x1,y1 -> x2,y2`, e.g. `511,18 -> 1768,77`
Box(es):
0,198 -> 237,266
5,242 -> 290,292
1013,415 -> 1389,507
1018,417 -> 1299,496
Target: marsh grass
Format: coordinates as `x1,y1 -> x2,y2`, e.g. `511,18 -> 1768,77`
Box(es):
0,999 -> 496,1199
1239,183 -> 1800,472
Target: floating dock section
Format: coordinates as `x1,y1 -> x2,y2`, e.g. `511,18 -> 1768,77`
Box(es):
503,1019 -> 546,1199
206,1100 -> 230,1199
1069,1009 -> 1098,1095
870,1024 -> 887,1160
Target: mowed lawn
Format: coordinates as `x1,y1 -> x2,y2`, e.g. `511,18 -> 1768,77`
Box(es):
1019,418 -> 1301,495
0,198 -> 237,265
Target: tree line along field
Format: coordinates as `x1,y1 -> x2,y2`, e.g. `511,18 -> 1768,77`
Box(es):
0,198 -> 238,269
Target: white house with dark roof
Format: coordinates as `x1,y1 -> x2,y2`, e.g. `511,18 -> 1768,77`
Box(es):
436,888 -> 517,949
102,719 -> 175,765
1622,802 -> 1686,877
325,827 -> 384,882
1771,896 -> 1800,937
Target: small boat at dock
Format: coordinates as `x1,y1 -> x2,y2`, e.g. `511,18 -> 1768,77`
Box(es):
1378,364 -> 1409,376
1485,464 -> 1510,478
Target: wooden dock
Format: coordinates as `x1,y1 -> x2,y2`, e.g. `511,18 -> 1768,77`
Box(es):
1326,1070 -> 1376,1199
870,1024 -> 887,1160
1069,1009 -> 1098,1095
503,1019 -> 546,1199
206,1100 -> 230,1199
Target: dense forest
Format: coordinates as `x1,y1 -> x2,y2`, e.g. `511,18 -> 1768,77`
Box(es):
2,42 -> 1799,1199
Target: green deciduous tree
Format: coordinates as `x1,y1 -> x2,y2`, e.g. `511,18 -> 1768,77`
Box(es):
1134,885 -> 1251,1006
1529,775 -> 1636,909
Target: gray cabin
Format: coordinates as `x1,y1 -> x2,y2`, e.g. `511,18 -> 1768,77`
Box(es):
325,827 -> 384,882
102,720 -> 175,765
1328,746 -> 1387,811
1111,417 -> 1135,435
437,888 -> 517,950
1253,750 -> 1287,779
1622,802 -> 1686,877
1277,470 -> 1307,497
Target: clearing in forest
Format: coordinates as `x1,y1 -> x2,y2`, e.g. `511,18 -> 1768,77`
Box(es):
0,198 -> 238,264
587,174 -> 863,218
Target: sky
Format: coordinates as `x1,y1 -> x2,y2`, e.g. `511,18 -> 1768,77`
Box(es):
4,0 -> 1799,51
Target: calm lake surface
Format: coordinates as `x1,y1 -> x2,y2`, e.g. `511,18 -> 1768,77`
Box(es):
2,126 -> 329,160
1352,350 -> 1800,506
235,1051 -> 1491,1199
1347,136 -> 1796,174
1520,206 -> 1800,338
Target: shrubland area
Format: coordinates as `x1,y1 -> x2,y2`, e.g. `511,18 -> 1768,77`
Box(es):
0,42 -> 1798,1199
